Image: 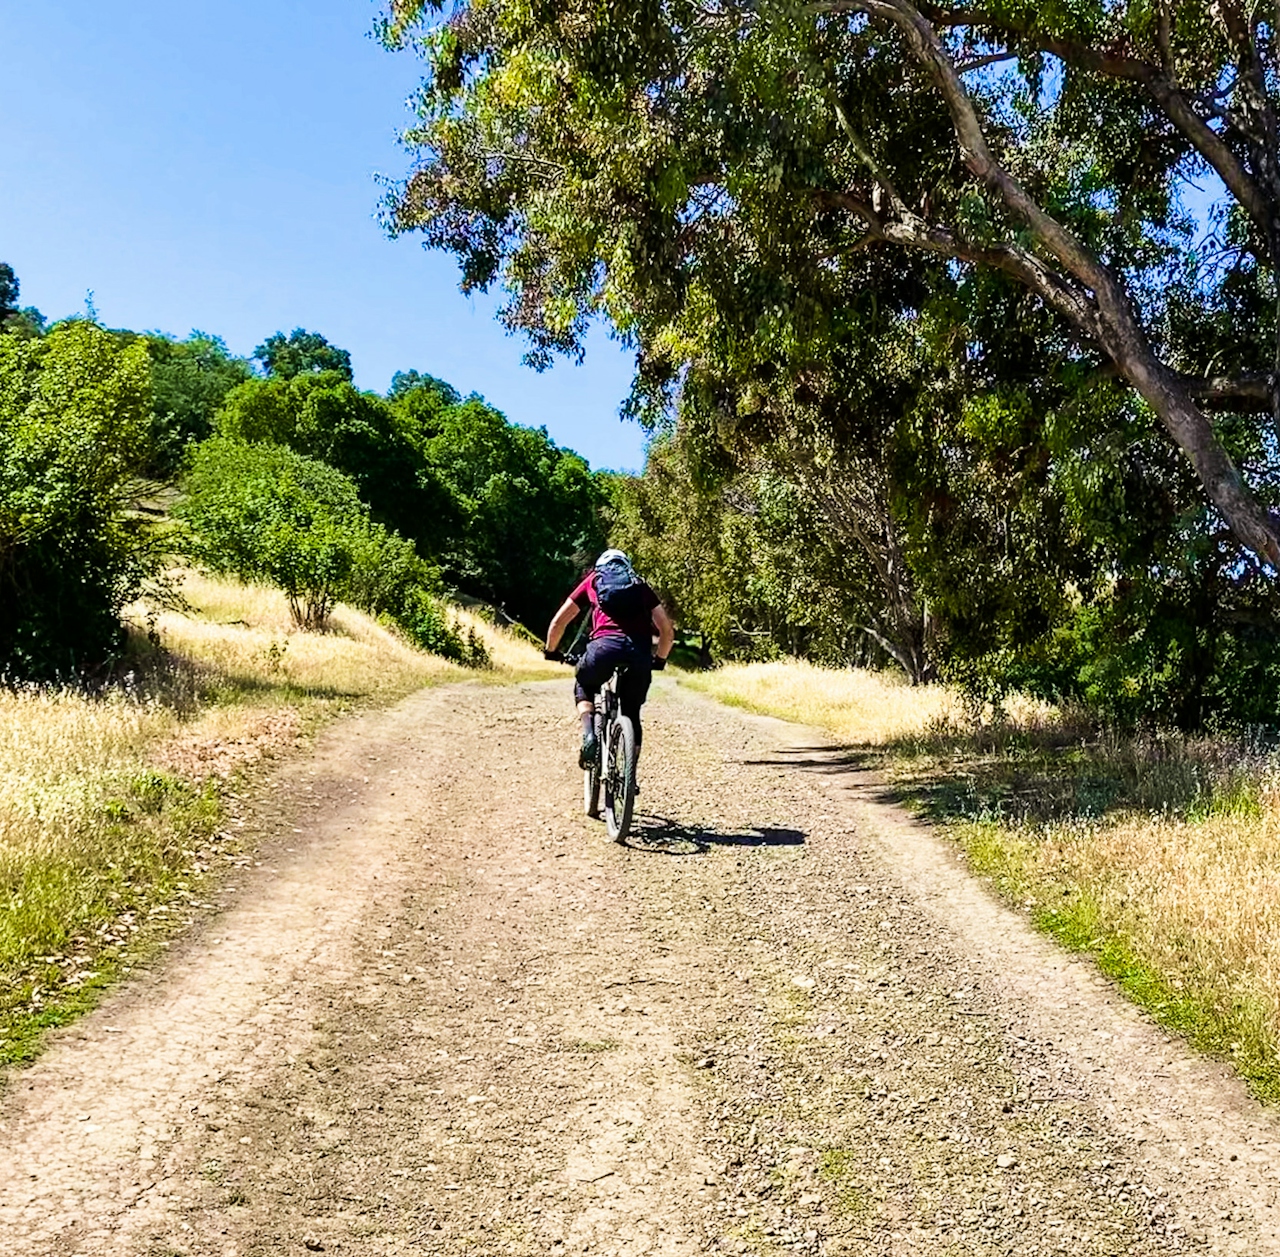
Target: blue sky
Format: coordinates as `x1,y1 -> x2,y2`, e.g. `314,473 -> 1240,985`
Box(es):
0,1 -> 646,472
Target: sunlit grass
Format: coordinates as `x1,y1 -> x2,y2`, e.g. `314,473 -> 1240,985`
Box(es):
682,658 -> 961,744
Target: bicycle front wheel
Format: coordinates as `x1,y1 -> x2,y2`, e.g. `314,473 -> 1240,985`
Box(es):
603,715 -> 637,843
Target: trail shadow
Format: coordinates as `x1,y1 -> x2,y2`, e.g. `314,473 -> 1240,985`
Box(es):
622,814 -> 806,855
743,746 -> 878,773
755,727 -> 1259,828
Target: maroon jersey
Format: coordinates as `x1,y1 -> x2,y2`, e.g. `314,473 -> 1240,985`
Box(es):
570,572 -> 659,647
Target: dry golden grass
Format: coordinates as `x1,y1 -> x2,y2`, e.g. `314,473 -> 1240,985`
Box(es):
683,659 -> 960,744
448,606 -> 563,680
154,570 -> 462,704
981,797 -> 1280,1095
155,570 -> 558,699
688,656 -> 1280,1098
0,693 -> 181,976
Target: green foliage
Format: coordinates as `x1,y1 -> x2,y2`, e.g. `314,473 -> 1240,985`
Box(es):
0,263 -> 46,339
611,435 -> 910,670
213,372 -> 444,550
179,438 -> 375,629
392,587 -> 490,668
178,437 -> 486,665
388,369 -> 459,405
0,321 -> 162,678
253,328 -> 352,381
382,0 -> 1280,727
411,398 -> 609,628
0,263 -> 17,316
211,365 -> 609,633
143,332 -> 253,475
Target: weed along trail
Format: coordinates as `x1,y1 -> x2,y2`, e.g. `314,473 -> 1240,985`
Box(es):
2,680 -> 1280,1256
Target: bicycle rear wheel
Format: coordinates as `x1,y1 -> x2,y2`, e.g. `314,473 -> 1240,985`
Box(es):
603,715 -> 637,843
583,714 -> 602,818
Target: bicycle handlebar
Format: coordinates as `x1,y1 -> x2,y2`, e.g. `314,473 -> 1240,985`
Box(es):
548,649 -> 664,670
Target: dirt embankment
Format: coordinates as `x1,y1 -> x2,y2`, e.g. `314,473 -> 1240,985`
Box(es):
0,679 -> 1277,1255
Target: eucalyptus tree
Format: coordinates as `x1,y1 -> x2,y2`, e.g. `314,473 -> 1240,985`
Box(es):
381,0 -> 1280,570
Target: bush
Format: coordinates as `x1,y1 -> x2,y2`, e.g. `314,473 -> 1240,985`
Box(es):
179,438 -> 490,667
0,321 -> 162,678
343,525 -> 437,618
393,588 -> 490,669
178,438 -> 372,629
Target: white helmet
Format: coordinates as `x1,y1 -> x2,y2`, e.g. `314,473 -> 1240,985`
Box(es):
595,548 -> 630,568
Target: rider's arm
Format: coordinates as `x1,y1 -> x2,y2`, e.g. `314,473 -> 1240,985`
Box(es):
652,603 -> 675,660
545,597 -> 582,652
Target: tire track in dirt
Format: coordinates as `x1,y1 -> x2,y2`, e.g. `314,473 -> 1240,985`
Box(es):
0,679 -> 1276,1255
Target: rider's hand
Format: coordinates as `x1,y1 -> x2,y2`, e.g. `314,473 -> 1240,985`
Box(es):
652,655 -> 667,671
543,647 -> 563,662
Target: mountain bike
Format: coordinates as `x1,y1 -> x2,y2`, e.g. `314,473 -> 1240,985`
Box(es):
566,653 -> 638,843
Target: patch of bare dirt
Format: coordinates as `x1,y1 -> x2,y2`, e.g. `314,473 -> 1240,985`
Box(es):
154,706 -> 303,781
0,679 -> 1277,1256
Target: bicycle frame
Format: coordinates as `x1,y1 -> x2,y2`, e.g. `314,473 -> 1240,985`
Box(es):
565,649 -> 639,841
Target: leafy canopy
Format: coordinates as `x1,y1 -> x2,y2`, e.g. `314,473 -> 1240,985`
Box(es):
214,371 -> 442,550
381,0 -> 1280,570
253,328 -> 353,382
179,437 -> 422,631
144,332 -> 253,475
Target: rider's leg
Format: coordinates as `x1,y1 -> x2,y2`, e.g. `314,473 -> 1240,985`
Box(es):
573,640 -> 615,766
618,653 -> 654,752
572,689 -> 599,767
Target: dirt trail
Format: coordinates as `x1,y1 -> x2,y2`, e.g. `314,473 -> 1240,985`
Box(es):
1,679 -> 1279,1256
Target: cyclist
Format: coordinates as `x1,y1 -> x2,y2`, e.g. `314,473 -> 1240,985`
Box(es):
544,549 -> 675,769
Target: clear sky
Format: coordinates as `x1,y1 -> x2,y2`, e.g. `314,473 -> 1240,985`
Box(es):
0,1 -> 647,473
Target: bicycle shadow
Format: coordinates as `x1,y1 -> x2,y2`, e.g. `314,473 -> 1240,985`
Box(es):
620,814 -> 806,856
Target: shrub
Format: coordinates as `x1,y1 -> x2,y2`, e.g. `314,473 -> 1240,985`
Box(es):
393,588 -> 491,668
178,438 -> 371,629
179,438 -> 490,667
0,321 -> 162,678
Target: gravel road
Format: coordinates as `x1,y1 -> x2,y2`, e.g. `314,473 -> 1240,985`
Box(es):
1,678 -> 1278,1256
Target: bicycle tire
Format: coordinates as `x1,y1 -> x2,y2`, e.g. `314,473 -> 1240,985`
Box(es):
603,714 -> 637,843
583,714 -> 602,818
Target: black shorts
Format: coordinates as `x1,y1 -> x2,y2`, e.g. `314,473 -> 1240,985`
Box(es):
573,635 -> 652,714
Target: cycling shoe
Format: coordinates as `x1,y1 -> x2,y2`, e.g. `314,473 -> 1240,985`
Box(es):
579,729 -> 599,768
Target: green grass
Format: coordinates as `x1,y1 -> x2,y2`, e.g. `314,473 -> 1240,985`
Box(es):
954,816 -> 1280,1102
816,1149 -> 873,1219
0,770 -> 225,1068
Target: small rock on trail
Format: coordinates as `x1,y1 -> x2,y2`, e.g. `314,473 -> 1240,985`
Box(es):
0,678 -> 1277,1255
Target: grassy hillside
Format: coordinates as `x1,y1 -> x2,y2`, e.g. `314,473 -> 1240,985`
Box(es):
687,659 -> 1280,1102
0,571 -> 557,1067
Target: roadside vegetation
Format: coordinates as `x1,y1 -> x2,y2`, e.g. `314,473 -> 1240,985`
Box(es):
689,661 -> 1280,1101
0,260 -> 575,1063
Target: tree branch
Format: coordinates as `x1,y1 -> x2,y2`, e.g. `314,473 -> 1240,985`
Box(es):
895,3 -> 1278,252
821,0 -> 1280,567
1182,373 -> 1275,410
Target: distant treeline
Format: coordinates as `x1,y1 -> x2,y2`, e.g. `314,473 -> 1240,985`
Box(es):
0,262 -> 608,677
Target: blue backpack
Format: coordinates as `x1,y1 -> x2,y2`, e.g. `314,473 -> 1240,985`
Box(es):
594,559 -> 649,621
